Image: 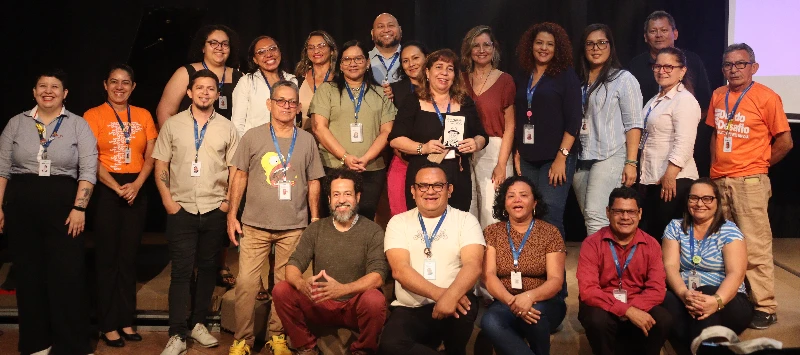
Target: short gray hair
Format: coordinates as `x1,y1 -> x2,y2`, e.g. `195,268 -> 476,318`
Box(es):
270,80 -> 299,99
723,43 -> 756,63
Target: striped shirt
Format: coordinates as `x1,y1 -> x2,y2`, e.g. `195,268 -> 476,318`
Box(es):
579,69 -> 643,161
662,219 -> 747,293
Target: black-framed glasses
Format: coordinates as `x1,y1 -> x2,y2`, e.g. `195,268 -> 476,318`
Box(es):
272,98 -> 299,108
414,182 -> 448,192
722,61 -> 753,71
256,46 -> 279,56
609,208 -> 639,217
585,40 -> 609,50
206,40 -> 230,49
652,64 -> 684,73
307,43 -> 328,51
688,195 -> 716,204
341,56 -> 366,65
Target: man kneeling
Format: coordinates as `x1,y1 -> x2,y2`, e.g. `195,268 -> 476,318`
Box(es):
273,168 -> 389,355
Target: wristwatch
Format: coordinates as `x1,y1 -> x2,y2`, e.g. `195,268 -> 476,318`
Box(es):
558,147 -> 570,157
714,294 -> 725,310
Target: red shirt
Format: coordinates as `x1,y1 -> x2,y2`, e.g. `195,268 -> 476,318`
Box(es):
577,227 -> 666,317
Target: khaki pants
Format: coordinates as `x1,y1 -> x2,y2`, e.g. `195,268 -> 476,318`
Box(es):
234,225 -> 304,345
714,174 -> 776,313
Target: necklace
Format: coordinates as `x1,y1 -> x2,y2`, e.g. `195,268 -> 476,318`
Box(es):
471,68 -> 492,95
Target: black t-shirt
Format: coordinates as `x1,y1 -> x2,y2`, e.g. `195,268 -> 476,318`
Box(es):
390,77 -> 417,111
627,50 -> 712,111
180,64 -> 243,120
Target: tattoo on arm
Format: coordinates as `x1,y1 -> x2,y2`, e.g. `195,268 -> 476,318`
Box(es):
77,187 -> 93,208
159,170 -> 170,188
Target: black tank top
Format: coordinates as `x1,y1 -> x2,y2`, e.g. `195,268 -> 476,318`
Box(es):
179,64 -> 243,120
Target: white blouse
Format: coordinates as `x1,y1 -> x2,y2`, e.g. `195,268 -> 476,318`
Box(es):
231,70 -> 298,137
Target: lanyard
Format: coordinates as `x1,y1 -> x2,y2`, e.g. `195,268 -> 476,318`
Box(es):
345,82 -> 366,121
262,70 -> 285,94
377,52 -> 399,82
201,61 -> 226,90
506,219 -> 535,269
418,208 -> 448,258
526,74 -> 542,110
410,80 -> 416,93
32,109 -> 65,159
608,241 -> 638,289
432,99 -> 451,125
311,67 -> 330,93
106,101 -> 132,145
642,100 -> 663,131
190,107 -> 210,162
724,81 -> 754,133
688,226 -> 710,267
581,84 -> 590,110
269,123 -> 297,181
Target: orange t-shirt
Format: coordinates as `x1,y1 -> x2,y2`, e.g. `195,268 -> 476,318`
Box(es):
84,104 -> 158,173
705,82 -> 790,178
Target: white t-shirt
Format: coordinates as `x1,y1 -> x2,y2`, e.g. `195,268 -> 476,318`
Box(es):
384,206 -> 486,307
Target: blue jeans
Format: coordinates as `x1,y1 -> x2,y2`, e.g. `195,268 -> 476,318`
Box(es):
480,298 -> 566,355
573,147 -> 626,236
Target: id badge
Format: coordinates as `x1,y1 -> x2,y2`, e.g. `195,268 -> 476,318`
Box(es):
38,159 -> 51,177
723,136 -> 733,153
350,123 -> 364,143
580,118 -> 590,136
278,181 -> 292,201
191,161 -> 202,177
688,273 -> 701,290
218,95 -> 228,110
423,259 -> 436,280
612,288 -> 628,303
511,271 -> 523,290
523,124 -> 534,145
125,146 -> 132,164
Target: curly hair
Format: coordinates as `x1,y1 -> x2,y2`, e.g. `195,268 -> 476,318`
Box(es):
295,30 -> 339,79
492,176 -> 549,221
187,24 -> 240,68
516,22 -> 573,77
460,25 -> 501,73
324,167 -> 364,196
417,49 -> 468,104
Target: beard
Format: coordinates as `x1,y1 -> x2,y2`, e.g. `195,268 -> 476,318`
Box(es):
194,101 -> 214,111
330,201 -> 359,223
374,35 -> 400,49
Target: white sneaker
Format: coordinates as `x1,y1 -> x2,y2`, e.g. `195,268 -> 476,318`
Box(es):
160,335 -> 187,355
31,346 -> 51,355
190,323 -> 219,348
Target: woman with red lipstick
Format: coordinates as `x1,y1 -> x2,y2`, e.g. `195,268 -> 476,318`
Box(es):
231,35 -> 298,137
295,30 -> 338,130
84,63 -> 157,347
389,49 -> 488,212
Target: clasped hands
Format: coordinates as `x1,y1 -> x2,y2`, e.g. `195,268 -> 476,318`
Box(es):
508,292 -> 541,325
298,270 -> 351,303
681,289 -> 718,320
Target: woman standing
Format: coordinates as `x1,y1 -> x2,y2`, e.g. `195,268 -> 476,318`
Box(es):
231,36 -> 298,137
389,49 -> 488,212
573,24 -> 643,236
460,25 -> 516,229
640,47 -> 701,238
0,69 -> 97,355
309,40 -> 396,220
295,30 -> 337,130
84,63 -> 157,347
513,22 -> 582,238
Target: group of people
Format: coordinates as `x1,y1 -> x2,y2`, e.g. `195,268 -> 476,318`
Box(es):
0,8 -> 792,355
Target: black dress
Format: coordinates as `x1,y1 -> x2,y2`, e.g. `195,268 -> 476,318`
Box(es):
389,77 -> 417,110
389,96 -> 488,212
180,64 -> 243,120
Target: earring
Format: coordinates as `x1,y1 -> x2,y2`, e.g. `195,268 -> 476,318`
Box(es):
533,207 -> 536,216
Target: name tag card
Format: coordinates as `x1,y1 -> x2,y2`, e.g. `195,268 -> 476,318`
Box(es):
723,136 -> 733,153
218,96 -> 228,110
688,273 -> 701,290
39,160 -> 51,177
423,259 -> 436,280
191,161 -> 202,177
350,123 -> 363,143
580,119 -> 590,136
523,124 -> 534,144
278,181 -> 292,201
612,289 -> 628,303
125,147 -> 132,164
511,271 -> 523,290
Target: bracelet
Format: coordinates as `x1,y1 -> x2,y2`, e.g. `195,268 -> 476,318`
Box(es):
713,294 -> 725,310
341,153 -> 348,164
417,143 -> 423,155
624,159 -> 638,167
72,205 -> 86,212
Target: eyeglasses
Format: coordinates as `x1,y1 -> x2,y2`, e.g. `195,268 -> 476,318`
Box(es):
722,61 -> 753,71
256,46 -> 279,56
651,64 -> 684,73
472,41 -> 494,51
272,98 -> 299,108
414,182 -> 448,192
307,43 -> 328,51
688,195 -> 716,204
341,56 -> 366,65
609,208 -> 639,217
585,40 -> 609,50
206,40 -> 230,49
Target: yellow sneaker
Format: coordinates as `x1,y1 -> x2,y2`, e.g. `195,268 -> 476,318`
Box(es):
228,339 -> 251,355
267,334 -> 292,355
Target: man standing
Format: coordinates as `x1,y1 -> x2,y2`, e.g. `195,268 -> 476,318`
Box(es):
627,10 -> 713,176
577,187 -> 671,355
227,81 -> 325,355
272,168 -> 389,355
707,43 -> 793,329
153,69 -> 239,355
379,163 -> 485,355
368,13 -> 403,85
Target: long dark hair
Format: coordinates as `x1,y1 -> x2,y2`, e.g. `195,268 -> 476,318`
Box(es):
516,22 -> 572,77
245,35 -> 287,85
681,178 -> 725,235
492,176 -> 549,221
333,40 -> 379,98
396,41 -> 430,81
656,47 -> 694,95
578,24 -> 623,104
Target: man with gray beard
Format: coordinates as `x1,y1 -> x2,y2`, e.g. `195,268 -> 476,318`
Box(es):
273,167 -> 389,355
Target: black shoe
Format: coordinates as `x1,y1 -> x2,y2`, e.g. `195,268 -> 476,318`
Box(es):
120,331 -> 143,341
749,310 -> 777,329
100,333 -> 125,347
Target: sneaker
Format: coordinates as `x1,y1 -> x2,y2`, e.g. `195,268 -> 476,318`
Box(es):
267,334 -> 293,355
160,335 -> 187,355
228,339 -> 251,355
749,310 -> 777,329
31,346 -> 51,355
190,323 -> 219,348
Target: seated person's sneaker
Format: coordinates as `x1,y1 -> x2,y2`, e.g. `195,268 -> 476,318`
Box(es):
228,339 -> 251,355
266,334 -> 292,355
749,310 -> 778,329
160,335 -> 187,355
190,323 -> 219,348
30,346 -> 52,355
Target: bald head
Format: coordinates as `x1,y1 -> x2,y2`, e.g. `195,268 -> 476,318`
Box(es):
371,13 -> 402,49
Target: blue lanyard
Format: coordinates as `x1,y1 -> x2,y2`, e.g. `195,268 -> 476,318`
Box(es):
410,80 -> 415,93
190,107 -> 210,162
269,123 -> 297,182
345,82 -> 366,121
432,99 -> 451,125
201,61 -> 226,90
311,67 -> 330,93
608,241 -> 638,288
106,101 -> 132,145
688,226 -> 710,268
526,74 -> 541,109
32,110 -> 65,157
642,100 -> 663,130
506,219 -> 535,268
377,52 -> 399,82
581,84 -> 589,109
418,208 -> 448,258
724,81 -> 754,132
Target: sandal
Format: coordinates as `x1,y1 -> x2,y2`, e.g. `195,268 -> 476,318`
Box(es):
218,266 -> 236,288
256,279 -> 271,301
